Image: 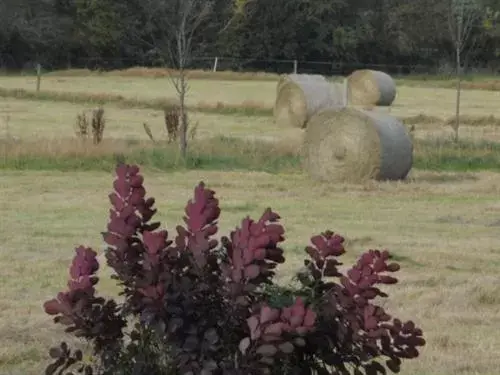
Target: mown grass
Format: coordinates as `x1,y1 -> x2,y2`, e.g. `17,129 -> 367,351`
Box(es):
3,75 -> 500,121
47,67 -> 283,81
0,87 -> 271,117
396,73 -> 500,90
2,136 -> 499,174
5,66 -> 500,91
1,67 -> 500,375
2,167 -> 500,375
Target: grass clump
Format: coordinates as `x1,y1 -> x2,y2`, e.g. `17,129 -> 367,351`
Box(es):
75,106 -> 106,144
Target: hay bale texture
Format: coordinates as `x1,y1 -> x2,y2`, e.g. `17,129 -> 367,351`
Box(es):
274,74 -> 344,128
275,73 -> 326,95
303,107 -> 413,183
347,69 -> 396,106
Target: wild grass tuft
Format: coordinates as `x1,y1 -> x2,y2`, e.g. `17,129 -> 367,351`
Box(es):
2,136 -> 500,174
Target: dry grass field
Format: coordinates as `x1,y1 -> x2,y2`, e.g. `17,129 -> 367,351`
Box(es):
0,70 -> 500,375
2,80 -> 500,144
1,74 -> 500,119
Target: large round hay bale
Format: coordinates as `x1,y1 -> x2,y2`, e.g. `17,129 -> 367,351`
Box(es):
275,74 -> 326,96
331,81 -> 347,106
347,70 -> 396,106
303,107 -> 413,183
274,74 -> 344,128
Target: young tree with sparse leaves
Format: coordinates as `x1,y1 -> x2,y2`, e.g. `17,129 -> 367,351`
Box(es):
447,0 -> 483,141
136,0 -> 213,158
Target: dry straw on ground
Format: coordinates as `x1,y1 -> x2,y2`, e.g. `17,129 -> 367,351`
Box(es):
44,67 -> 282,81
273,74 -> 344,128
347,69 -> 397,106
0,137 -> 149,158
303,107 -> 413,183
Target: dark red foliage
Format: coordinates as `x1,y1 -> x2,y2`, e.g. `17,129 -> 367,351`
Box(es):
300,239 -> 425,374
43,163 -> 425,375
246,297 -> 316,343
43,245 -> 125,374
220,208 -> 285,306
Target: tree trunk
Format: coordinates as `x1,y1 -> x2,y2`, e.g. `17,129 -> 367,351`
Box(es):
453,45 -> 461,143
179,71 -> 188,158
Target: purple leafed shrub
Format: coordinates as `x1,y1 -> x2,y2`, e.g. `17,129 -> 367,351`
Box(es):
43,163 -> 425,375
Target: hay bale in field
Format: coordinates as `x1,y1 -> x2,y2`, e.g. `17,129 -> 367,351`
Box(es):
274,74 -> 344,128
275,73 -> 326,95
303,107 -> 413,183
347,69 -> 396,106
331,81 -> 347,106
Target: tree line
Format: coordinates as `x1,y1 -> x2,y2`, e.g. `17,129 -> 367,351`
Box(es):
1,0 -> 499,74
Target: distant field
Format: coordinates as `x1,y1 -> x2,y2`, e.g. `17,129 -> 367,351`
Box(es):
2,75 -> 500,141
0,98 -> 298,141
2,74 -> 500,119
1,68 -> 500,375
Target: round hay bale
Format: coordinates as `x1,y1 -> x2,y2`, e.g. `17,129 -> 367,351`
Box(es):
303,107 -> 413,183
275,73 -> 327,96
274,75 -> 344,128
347,70 -> 396,106
331,81 -> 348,106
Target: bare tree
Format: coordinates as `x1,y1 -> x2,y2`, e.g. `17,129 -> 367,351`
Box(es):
139,0 -> 213,158
447,0 -> 482,142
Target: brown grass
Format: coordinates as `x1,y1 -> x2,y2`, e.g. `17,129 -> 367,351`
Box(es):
40,68 -> 500,91
44,67 -> 283,81
3,75 -> 500,120
460,80 -> 500,90
0,87 -> 270,115
0,137 -> 151,158
3,96 -> 500,148
0,134 -> 302,160
1,169 -> 500,374
403,113 -> 500,127
0,98 -> 300,142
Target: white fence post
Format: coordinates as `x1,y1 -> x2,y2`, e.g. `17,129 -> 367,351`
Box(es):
212,57 -> 219,72
293,60 -> 298,74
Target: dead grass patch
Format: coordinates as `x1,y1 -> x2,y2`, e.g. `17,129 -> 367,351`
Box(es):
403,113 -> 500,127
459,80 -> 500,91
3,76 -> 500,120
44,67 -> 282,81
39,67 -> 500,92
0,137 -> 149,158
0,87 -> 271,116
0,98 -> 300,142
